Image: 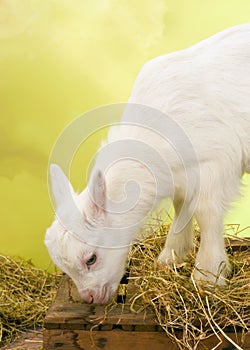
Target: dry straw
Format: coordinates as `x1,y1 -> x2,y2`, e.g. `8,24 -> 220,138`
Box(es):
1,223 -> 249,349
0,255 -> 60,346
125,223 -> 250,350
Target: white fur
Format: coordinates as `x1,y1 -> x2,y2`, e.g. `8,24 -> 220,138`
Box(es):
45,24 -> 250,303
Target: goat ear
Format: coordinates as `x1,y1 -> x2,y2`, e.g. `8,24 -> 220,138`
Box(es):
88,169 -> 106,222
50,164 -> 74,208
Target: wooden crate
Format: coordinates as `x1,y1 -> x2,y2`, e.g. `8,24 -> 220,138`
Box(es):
44,238 -> 250,350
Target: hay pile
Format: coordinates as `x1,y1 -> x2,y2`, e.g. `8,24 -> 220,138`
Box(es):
0,255 -> 60,346
127,224 -> 250,350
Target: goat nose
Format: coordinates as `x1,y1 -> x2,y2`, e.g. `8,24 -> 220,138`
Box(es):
81,289 -> 94,304
84,294 -> 94,304
88,295 -> 94,304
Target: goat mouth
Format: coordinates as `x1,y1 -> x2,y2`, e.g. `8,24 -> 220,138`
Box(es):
80,285 -> 115,304
95,286 -> 114,305
95,287 -> 110,304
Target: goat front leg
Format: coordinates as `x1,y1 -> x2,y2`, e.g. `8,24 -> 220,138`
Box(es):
194,204 -> 231,285
158,198 -> 194,266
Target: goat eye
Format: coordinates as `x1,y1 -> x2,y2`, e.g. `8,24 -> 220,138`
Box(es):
86,254 -> 96,266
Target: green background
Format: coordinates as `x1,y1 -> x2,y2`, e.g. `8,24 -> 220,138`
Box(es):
1,0 -> 250,269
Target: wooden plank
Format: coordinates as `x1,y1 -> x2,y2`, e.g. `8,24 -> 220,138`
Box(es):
45,304 -> 158,328
45,275 -> 158,328
43,329 -> 250,350
43,329 -> 177,350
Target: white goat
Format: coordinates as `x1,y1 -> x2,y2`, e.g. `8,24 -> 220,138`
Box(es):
45,23 -> 250,304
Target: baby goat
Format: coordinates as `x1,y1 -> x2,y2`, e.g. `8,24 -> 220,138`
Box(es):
46,24 -> 250,304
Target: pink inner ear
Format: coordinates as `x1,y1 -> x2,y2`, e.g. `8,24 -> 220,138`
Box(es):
82,211 -> 96,228
79,169 -> 107,226
93,170 -> 106,209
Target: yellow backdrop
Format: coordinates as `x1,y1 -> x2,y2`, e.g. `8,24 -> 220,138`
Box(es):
1,0 -> 250,269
